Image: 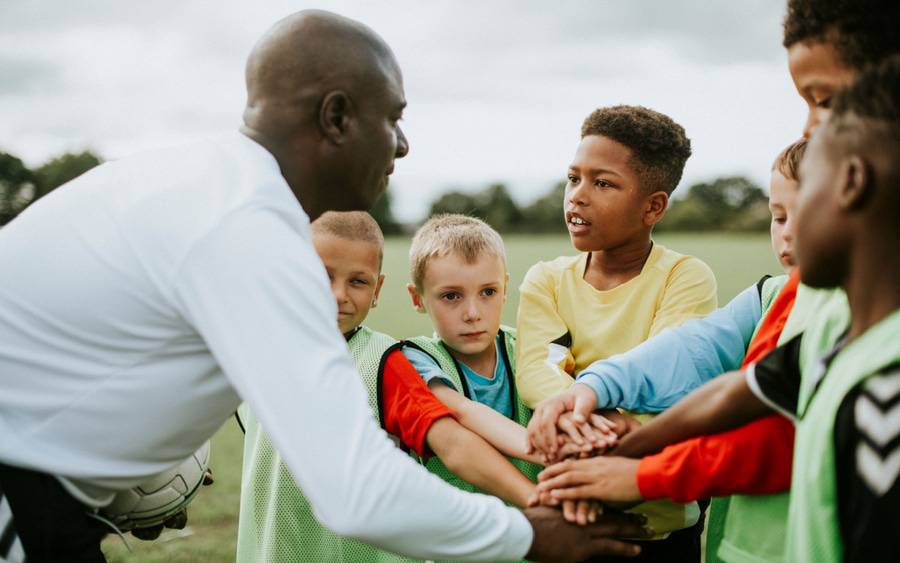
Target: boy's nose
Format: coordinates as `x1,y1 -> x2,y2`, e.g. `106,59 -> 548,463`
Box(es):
462,301 -> 480,321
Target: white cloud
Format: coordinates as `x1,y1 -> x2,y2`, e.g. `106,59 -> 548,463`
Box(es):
0,0 -> 801,221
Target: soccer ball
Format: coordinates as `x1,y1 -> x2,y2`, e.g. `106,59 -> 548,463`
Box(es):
102,441 -> 211,531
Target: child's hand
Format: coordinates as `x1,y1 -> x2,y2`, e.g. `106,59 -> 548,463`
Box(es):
527,384 -> 598,459
536,456 -> 644,504
595,409 -> 643,438
561,499 -> 604,525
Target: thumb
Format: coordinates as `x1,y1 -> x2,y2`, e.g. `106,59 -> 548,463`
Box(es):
572,389 -> 594,424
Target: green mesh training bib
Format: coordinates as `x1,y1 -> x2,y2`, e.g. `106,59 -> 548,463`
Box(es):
236,327 -> 420,563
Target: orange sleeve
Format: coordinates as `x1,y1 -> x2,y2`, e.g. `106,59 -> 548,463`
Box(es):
380,350 -> 453,458
636,414 -> 794,503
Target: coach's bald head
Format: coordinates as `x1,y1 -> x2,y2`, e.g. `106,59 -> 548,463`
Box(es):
241,10 -> 408,220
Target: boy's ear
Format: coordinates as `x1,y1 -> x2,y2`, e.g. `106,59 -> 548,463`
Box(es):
503,272 -> 510,304
643,191 -> 669,226
371,273 -> 386,308
838,155 -> 872,211
319,90 -> 355,145
406,283 -> 427,313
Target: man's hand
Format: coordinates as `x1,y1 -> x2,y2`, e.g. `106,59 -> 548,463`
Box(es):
523,506 -> 646,561
528,384 -> 598,460
537,457 -> 643,504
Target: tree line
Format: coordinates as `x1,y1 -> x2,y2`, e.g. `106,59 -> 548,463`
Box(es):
1,149 -> 770,233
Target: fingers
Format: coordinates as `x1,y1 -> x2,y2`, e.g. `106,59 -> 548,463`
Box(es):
585,538 -> 642,558
587,500 -> 602,523
571,384 -> 596,424
557,414 -> 588,449
588,513 -> 650,540
536,399 -> 565,458
562,499 -> 577,523
549,484 -> 601,501
575,499 -> 592,525
537,458 -> 574,482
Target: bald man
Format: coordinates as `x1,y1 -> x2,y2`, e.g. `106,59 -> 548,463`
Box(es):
0,11 -> 646,562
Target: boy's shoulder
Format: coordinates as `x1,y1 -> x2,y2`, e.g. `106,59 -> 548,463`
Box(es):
522,254 -> 584,287
348,325 -> 399,354
649,244 -> 715,284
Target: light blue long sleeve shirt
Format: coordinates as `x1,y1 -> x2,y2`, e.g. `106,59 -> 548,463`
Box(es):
576,283 -> 763,413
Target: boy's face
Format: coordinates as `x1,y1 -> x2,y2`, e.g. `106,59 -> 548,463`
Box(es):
792,129 -> 848,288
407,252 -> 508,359
313,233 -> 385,336
788,40 -> 857,138
768,170 -> 799,270
564,135 -> 653,253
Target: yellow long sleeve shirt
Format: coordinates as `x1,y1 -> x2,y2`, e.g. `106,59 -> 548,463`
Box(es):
516,243 -> 717,408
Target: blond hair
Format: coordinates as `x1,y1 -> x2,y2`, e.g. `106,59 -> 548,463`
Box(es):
771,138 -> 808,182
409,214 -> 506,291
311,211 -> 384,267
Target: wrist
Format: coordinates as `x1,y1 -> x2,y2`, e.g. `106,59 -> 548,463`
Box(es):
574,377 -> 606,409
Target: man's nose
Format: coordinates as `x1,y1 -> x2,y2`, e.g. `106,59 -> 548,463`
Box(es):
395,126 -> 409,158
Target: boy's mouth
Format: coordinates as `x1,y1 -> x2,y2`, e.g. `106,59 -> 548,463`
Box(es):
460,331 -> 487,339
566,211 -> 591,233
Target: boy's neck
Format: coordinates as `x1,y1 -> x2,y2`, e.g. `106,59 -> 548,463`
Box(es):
448,338 -> 498,379
584,237 -> 653,292
844,230 -> 900,341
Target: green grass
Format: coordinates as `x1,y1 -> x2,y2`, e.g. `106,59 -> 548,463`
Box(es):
102,233 -> 781,562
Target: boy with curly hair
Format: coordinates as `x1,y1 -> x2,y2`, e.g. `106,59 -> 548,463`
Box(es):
517,105 -> 717,562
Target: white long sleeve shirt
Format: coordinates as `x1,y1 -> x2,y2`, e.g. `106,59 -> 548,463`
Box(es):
0,132 -> 532,560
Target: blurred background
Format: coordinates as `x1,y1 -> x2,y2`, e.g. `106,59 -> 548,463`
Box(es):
1,1 -> 794,560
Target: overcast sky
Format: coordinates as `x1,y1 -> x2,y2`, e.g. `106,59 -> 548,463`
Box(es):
1,0 -> 805,221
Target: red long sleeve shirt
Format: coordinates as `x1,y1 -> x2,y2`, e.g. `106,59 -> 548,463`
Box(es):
380,350 -> 454,458
636,270 -> 800,501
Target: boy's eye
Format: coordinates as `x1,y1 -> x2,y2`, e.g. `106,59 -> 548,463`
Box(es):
441,292 -> 460,301
567,174 -> 579,184
816,97 -> 832,109
594,179 -> 612,188
482,287 -> 497,297
350,278 -> 369,286
772,216 -> 787,225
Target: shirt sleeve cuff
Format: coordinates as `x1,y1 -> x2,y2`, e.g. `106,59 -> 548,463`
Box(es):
502,508 -> 535,560
635,455 -> 667,501
574,374 -> 611,409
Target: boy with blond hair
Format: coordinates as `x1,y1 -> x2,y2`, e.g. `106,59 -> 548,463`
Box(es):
402,215 -> 545,487
236,212 -> 538,563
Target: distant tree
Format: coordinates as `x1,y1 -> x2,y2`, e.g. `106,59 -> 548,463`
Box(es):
428,190 -> 481,217
522,181 -> 566,233
659,176 -> 769,231
370,190 -> 403,235
0,152 -> 37,226
33,150 -> 102,199
475,183 -> 522,232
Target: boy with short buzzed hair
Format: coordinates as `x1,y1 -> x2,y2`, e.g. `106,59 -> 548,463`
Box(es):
236,211 -> 538,563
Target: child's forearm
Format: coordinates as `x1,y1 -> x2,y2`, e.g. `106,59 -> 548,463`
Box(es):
430,384 -> 542,464
611,370 -> 771,458
426,417 -> 535,507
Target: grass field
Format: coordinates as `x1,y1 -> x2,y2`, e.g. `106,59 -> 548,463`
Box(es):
102,233 -> 782,562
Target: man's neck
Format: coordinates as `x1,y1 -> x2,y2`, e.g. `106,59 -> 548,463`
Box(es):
845,232 -> 900,341
584,237 -> 653,292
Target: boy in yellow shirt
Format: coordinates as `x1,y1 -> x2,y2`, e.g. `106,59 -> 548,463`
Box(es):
516,105 -> 717,562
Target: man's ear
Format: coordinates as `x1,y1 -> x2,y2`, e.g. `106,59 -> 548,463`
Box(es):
319,90 -> 354,145
839,155 -> 872,211
406,283 -> 427,313
644,191 -> 669,226
371,274 -> 386,308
